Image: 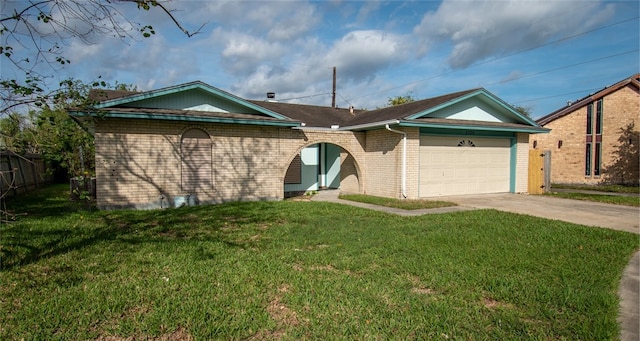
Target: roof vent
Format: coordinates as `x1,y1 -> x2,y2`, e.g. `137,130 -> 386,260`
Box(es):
266,92 -> 278,102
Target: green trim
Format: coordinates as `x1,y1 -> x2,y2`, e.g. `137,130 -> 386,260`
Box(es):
94,81 -> 290,121
404,121 -> 548,133
406,89 -> 540,128
420,127 -> 516,138
406,90 -> 484,120
70,111 -> 299,127
510,138 -> 517,193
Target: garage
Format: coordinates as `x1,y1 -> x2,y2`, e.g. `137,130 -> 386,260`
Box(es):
420,135 -> 511,197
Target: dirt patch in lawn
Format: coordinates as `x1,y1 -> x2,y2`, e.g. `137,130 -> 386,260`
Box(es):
95,326 -> 193,341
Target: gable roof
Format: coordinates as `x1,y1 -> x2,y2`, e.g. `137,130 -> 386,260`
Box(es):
343,89 -> 478,127
336,88 -> 544,132
537,73 -> 640,126
247,100 -> 364,127
70,81 -> 299,128
71,81 -> 546,133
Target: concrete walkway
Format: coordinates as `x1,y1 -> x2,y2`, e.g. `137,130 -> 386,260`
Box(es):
312,190 -> 639,340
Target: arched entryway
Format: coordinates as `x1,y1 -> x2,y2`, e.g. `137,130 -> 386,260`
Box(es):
284,142 -> 360,197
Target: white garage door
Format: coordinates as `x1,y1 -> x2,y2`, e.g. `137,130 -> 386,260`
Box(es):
420,136 -> 511,197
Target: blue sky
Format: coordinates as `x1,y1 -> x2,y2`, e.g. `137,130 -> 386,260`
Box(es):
2,0 -> 638,119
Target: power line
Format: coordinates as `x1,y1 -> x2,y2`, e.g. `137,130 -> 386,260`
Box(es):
512,87 -> 605,105
346,16 -> 639,102
276,92 -> 331,102
482,49 -> 638,87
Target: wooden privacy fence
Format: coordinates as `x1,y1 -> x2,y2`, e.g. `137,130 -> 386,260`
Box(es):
528,149 -> 551,195
0,151 -> 53,198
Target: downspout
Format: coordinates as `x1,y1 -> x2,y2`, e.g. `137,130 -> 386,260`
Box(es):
385,124 -> 407,198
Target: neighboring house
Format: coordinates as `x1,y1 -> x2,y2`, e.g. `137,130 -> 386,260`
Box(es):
68,81 -> 547,209
531,74 -> 639,185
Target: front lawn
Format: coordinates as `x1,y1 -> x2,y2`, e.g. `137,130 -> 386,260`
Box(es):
552,183 -> 639,194
546,191 -> 640,207
1,185 -> 637,340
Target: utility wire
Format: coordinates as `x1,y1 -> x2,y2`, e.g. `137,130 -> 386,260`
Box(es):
347,16 -> 639,101
276,92 -> 331,102
482,49 -> 638,87
512,87 -> 606,105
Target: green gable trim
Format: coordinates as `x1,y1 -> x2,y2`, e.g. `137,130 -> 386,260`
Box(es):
70,111 -> 300,127
407,121 -> 548,133
406,89 -> 484,120
93,81 -> 290,121
406,89 -> 540,127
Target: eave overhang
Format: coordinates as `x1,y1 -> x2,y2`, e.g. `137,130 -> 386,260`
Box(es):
405,89 -> 540,127
92,81 -> 291,121
398,120 -> 550,133
68,109 -> 301,128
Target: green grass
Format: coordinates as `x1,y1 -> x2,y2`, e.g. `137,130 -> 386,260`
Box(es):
339,193 -> 456,210
546,192 -> 640,207
552,183 -> 639,194
1,185 -> 638,340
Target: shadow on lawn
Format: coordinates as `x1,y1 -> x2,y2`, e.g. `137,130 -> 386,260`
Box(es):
2,188 -> 284,271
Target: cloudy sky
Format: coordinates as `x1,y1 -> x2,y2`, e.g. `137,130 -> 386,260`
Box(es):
2,0 -> 638,119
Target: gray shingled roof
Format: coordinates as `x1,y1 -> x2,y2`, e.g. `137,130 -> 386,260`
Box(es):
247,100 -> 362,127
343,89 -> 478,127
81,86 -> 538,131
88,89 -> 140,102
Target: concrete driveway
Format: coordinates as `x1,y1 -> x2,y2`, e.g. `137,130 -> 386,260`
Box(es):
437,193 -> 639,234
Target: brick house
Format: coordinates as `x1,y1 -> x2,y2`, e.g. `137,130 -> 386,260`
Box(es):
69,81 -> 547,209
531,74 -> 639,185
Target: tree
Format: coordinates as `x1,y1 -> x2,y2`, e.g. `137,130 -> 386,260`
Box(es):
1,0 -> 203,116
387,93 -> 415,106
513,104 -> 534,118
602,122 -> 640,185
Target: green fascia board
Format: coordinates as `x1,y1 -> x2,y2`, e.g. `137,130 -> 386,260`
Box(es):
93,81 -> 290,121
509,138 -> 517,192
69,110 -> 300,127
406,89 -> 541,127
400,120 -> 549,133
420,128 -> 515,138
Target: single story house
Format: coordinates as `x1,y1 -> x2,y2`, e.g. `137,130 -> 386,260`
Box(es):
531,74 -> 639,185
69,81 -> 548,209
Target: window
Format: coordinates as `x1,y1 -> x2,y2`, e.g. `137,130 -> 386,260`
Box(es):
586,103 -> 593,134
595,99 -> 603,135
585,143 -> 592,176
594,142 -> 602,176
584,99 -> 603,177
285,154 -> 302,184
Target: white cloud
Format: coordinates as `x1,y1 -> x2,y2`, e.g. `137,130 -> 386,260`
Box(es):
413,0 -> 616,69
324,30 -> 409,82
182,1 -> 320,42
212,29 -> 288,76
